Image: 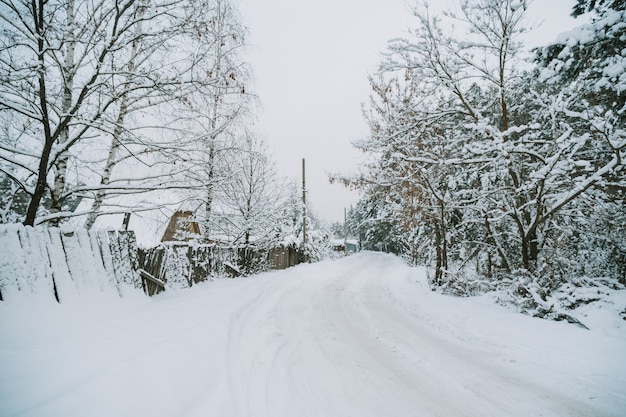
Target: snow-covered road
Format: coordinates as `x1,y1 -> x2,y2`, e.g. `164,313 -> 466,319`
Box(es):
1,252 -> 625,417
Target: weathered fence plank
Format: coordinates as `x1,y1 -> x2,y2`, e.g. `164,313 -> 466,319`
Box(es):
138,269 -> 167,296
164,244 -> 192,290
97,230 -> 116,288
0,225 -> 28,300
88,229 -> 114,292
22,226 -> 53,297
61,229 -> 91,295
117,231 -> 141,290
47,227 -> 79,303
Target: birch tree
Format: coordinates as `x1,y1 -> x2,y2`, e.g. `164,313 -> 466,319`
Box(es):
179,0 -> 252,238
0,0 -> 249,227
1,0 -> 148,225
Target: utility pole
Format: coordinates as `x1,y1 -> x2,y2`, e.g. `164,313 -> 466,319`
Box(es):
344,207 -> 348,256
302,158 -> 307,259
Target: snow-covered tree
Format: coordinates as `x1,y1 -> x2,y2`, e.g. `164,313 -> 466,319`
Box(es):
178,0 -> 253,238
530,0 -> 626,281
343,0 -> 624,288
345,192 -> 409,256
0,0 -> 252,228
208,133 -> 286,246
347,0 -> 532,278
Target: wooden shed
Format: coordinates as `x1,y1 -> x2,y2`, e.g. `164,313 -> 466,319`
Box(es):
161,211 -> 201,242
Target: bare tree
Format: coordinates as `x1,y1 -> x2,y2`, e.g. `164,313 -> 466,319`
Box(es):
210,133 -> 287,246
181,0 -> 253,238
0,0 -> 250,227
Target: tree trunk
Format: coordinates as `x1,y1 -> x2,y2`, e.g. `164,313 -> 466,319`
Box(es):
84,125 -> 122,229
434,221 -> 443,286
204,142 -> 216,239
24,0 -> 53,226
203,0 -> 229,240
85,0 -> 145,229
521,225 -> 539,271
484,213 -> 511,272
49,0 -> 76,225
439,201 -> 448,276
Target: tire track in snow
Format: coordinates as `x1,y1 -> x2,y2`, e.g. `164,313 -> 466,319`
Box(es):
220,253 -> 616,417
328,255 -> 614,417
3,253 -> 620,417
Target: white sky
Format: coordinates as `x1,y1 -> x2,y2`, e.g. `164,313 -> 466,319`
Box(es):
238,0 -> 580,223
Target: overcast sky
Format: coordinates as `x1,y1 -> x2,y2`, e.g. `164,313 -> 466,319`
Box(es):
238,0 -> 580,224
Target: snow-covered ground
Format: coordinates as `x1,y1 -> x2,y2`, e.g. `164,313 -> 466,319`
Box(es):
1,252 -> 625,417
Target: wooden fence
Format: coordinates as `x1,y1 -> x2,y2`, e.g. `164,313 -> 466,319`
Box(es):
138,243 -> 300,296
0,225 -> 301,301
0,225 -> 140,302
268,245 -> 301,270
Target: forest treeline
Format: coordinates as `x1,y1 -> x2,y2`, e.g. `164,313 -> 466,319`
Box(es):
335,0 -> 625,298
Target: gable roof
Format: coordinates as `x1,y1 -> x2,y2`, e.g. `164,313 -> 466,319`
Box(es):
161,211 -> 201,242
